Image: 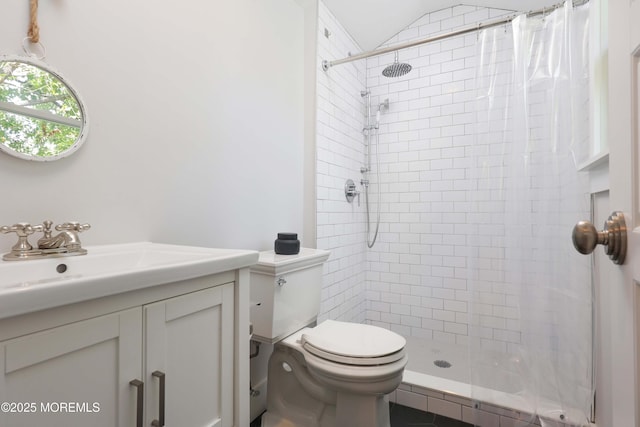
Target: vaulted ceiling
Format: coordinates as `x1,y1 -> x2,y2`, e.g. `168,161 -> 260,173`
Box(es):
322,0 -> 562,51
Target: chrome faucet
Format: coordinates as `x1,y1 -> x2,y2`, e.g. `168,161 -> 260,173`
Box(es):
0,220 -> 91,260
38,221 -> 90,251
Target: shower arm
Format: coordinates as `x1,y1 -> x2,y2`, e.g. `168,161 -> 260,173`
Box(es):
321,0 -> 588,71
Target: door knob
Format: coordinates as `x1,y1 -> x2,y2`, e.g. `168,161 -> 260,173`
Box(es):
572,211 -> 627,265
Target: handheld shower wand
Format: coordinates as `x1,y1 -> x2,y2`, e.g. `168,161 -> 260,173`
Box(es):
360,94 -> 389,248
375,98 -> 388,129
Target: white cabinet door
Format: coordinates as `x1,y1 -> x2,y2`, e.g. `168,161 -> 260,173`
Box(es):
0,308 -> 143,427
145,284 -> 234,427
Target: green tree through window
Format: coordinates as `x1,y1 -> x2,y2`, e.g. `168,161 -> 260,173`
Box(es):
0,60 -> 82,158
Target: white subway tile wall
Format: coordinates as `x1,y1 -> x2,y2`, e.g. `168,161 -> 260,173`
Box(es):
316,2 -> 368,324
364,5 -> 515,347
316,3 -> 516,346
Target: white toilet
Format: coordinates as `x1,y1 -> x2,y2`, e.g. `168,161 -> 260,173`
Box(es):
250,248 -> 407,427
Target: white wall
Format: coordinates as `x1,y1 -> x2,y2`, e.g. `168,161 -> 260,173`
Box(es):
0,0 -> 312,253
315,2 -> 367,323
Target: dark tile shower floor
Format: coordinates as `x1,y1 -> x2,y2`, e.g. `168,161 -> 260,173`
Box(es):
250,403 -> 473,427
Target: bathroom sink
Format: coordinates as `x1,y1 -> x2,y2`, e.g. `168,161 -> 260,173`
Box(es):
0,242 -> 258,320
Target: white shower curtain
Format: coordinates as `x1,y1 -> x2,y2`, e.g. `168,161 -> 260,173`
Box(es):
469,2 -> 593,426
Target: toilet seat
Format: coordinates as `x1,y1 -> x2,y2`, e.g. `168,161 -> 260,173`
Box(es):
300,320 -> 406,366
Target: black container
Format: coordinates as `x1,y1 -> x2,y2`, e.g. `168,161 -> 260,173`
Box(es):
274,232 -> 300,255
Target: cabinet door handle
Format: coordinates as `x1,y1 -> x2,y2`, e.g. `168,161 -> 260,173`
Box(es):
151,371 -> 165,427
129,379 -> 144,427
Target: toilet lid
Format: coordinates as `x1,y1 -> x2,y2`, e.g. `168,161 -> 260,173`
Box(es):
301,320 -> 406,366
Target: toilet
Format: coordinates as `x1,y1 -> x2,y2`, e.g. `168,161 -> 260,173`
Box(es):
250,248 -> 407,427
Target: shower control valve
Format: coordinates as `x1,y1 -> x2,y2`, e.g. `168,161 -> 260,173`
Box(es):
344,179 -> 360,206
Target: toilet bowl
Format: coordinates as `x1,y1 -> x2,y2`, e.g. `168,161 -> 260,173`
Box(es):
262,320 -> 407,427
249,249 -> 407,427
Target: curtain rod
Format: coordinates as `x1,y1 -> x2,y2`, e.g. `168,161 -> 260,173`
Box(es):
321,0 -> 589,71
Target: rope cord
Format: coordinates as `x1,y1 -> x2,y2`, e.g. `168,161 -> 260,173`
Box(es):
28,0 -> 40,43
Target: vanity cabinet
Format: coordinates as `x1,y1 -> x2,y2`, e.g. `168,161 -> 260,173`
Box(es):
0,274 -> 241,427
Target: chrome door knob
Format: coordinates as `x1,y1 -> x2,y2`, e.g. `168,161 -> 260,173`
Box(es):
572,211 -> 627,265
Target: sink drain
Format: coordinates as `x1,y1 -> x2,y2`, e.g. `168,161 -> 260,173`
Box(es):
434,359 -> 452,368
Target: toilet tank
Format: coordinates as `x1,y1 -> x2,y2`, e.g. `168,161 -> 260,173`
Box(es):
250,248 -> 330,343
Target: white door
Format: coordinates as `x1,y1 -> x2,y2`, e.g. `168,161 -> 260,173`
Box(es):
601,0 -> 640,426
145,284 -> 235,427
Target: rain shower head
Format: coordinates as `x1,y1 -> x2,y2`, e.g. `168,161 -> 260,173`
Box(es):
382,51 -> 412,78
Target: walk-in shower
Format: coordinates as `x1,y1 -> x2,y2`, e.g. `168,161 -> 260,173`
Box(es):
318,1 -> 592,425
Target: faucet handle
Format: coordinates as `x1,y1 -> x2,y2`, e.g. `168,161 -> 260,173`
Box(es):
0,223 -> 39,252
55,222 -> 91,233
1,223 -> 39,237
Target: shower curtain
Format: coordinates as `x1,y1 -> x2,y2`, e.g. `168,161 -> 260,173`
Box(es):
469,2 -> 593,426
